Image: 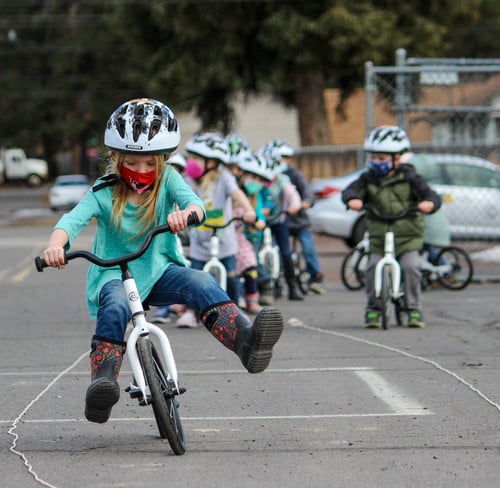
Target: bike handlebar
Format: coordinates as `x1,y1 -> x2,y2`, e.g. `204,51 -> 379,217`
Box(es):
363,205 -> 420,223
201,216 -> 246,230
34,211 -> 201,272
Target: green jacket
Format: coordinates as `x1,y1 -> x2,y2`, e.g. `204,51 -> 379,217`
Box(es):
342,165 -> 441,255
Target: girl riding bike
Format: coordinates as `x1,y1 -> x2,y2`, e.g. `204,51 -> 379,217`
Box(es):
41,98 -> 284,424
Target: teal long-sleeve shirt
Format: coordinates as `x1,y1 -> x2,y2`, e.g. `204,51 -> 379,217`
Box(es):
54,166 -> 205,319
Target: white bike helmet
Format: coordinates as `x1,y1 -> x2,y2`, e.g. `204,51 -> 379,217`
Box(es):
238,151 -> 274,181
267,138 -> 295,159
260,143 -> 285,175
104,98 -> 180,154
364,126 -> 411,154
226,133 -> 251,164
185,133 -> 230,164
168,151 -> 186,170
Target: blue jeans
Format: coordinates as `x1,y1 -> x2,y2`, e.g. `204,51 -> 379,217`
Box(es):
96,265 -> 230,341
270,222 -> 292,260
189,255 -> 240,303
291,228 -> 322,277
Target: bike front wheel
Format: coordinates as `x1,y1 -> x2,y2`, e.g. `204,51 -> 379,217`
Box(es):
340,249 -> 366,291
137,337 -> 186,455
380,266 -> 391,330
435,246 -> 473,290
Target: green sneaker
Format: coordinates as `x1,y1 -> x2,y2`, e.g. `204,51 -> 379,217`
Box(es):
407,310 -> 425,328
364,310 -> 381,329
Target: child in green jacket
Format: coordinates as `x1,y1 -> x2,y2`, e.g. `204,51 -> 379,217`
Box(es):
342,126 -> 441,328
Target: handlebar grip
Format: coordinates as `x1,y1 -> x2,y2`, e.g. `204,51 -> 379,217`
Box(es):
187,211 -> 200,227
34,256 -> 47,272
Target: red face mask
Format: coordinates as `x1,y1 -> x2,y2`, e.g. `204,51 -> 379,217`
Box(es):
120,166 -> 156,194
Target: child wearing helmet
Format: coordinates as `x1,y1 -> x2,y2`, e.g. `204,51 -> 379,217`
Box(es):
260,142 -> 304,301
268,138 -> 325,295
232,151 -> 275,313
41,99 -> 284,424
176,132 -> 258,327
342,125 -> 441,328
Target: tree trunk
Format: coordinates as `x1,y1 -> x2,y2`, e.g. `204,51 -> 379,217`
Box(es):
293,70 -> 331,146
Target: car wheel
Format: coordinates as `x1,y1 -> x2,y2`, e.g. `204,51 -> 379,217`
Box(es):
345,216 -> 366,248
27,174 -> 43,187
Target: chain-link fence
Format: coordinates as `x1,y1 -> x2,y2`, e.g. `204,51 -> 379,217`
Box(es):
295,50 -> 500,243
365,49 -> 500,162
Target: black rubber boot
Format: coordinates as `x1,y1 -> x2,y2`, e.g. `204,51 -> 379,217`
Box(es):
201,301 -> 284,373
85,335 -> 126,424
284,258 -> 304,301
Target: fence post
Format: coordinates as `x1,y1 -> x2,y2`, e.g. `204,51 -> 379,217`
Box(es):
395,48 -> 407,129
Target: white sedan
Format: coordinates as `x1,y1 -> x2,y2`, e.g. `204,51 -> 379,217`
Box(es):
307,153 -> 500,246
48,174 -> 90,211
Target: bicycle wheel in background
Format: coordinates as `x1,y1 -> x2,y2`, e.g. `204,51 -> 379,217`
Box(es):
394,281 -> 408,327
295,250 -> 311,295
340,249 -> 366,291
435,246 -> 473,290
137,337 -> 186,455
380,266 -> 392,330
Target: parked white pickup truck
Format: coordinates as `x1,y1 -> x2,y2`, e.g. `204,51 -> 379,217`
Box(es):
0,148 -> 49,187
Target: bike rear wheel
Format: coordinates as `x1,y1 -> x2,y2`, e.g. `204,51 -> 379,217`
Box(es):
435,246 -> 473,290
137,337 -> 186,455
340,249 -> 366,291
295,251 -> 311,295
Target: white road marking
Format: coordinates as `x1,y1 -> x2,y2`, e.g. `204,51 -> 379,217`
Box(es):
355,370 -> 432,415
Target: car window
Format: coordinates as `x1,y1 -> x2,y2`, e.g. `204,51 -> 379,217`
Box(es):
408,156 -> 443,184
56,177 -> 89,186
442,163 -> 499,188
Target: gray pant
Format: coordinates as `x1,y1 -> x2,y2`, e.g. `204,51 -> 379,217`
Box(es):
365,250 -> 421,312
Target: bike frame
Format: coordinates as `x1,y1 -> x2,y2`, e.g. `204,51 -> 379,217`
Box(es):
373,228 -> 403,300
203,231 -> 227,290
123,275 -> 180,402
258,227 -> 280,279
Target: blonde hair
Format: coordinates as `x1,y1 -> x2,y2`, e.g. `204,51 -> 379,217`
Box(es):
107,152 -> 167,235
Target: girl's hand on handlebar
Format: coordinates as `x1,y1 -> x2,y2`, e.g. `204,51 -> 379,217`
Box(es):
347,198 -> 363,212
242,209 -> 257,224
43,246 -> 66,269
418,200 -> 435,214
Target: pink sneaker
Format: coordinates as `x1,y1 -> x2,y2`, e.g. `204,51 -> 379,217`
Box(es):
176,311 -> 198,328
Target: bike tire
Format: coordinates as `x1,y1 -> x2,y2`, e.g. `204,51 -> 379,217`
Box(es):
137,337 -> 186,455
380,267 -> 391,330
296,251 -> 311,295
340,249 -> 366,291
394,281 -> 407,327
435,246 -> 473,290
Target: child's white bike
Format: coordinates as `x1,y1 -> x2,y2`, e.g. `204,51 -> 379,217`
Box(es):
202,216 -> 244,290
364,205 -> 420,330
35,212 -> 201,455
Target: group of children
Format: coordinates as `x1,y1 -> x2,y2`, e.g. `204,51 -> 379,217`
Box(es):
151,132 -> 325,328
40,95 -> 440,425
42,98 -> 285,423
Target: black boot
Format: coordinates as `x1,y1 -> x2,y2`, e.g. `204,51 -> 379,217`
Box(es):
201,301 -> 284,373
284,258 -> 304,301
85,335 -> 126,424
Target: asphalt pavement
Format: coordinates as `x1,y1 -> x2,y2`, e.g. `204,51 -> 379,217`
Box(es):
1,222 -> 500,488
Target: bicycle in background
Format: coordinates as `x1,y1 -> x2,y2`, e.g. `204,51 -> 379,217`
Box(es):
341,232 -> 473,292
